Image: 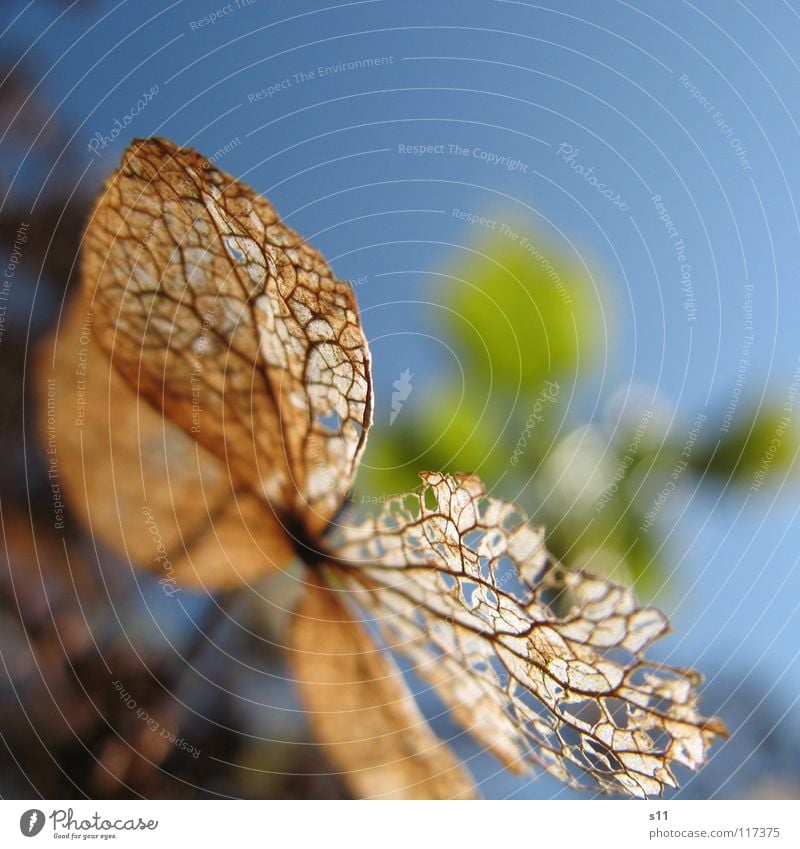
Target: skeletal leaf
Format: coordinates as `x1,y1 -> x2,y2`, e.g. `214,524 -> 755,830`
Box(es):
288,578 -> 477,799
330,472 -> 727,798
82,137 -> 372,533
37,295 -> 294,589
74,138 -> 724,799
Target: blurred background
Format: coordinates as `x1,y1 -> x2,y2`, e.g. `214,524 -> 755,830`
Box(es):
1,0 -> 799,799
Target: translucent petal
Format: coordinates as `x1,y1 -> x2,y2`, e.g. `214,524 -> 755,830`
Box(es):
287,579 -> 477,799
81,137 -> 372,533
330,472 -> 727,797
36,296 -> 294,589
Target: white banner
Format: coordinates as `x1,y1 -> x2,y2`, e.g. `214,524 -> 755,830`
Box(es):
0,800 -> 797,849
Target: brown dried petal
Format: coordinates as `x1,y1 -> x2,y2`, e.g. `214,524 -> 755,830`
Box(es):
81,137 -> 372,532
36,295 -> 294,590
288,577 -> 477,799
331,472 -> 727,798
76,137 -> 723,798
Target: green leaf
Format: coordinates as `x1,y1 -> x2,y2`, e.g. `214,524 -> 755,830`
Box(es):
682,403 -> 798,486
441,226 -> 598,391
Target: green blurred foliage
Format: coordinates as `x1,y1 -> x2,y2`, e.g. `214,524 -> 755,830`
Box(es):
440,234 -> 591,387
683,403 -> 797,483
356,220 -> 799,592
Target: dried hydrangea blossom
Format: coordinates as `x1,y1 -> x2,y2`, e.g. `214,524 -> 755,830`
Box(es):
330,472 -> 727,798
37,295 -> 294,589
82,137 -> 371,534
288,577 -> 476,799
59,136 -> 725,798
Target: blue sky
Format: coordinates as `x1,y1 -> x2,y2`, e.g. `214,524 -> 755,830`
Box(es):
4,0 -> 800,799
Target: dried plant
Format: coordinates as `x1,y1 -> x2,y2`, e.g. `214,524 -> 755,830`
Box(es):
45,137 -> 726,799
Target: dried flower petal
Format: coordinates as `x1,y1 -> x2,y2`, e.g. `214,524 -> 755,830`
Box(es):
331,472 -> 727,797
288,578 -> 477,799
36,296 -> 293,589
73,138 -> 725,798
82,137 -> 372,533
